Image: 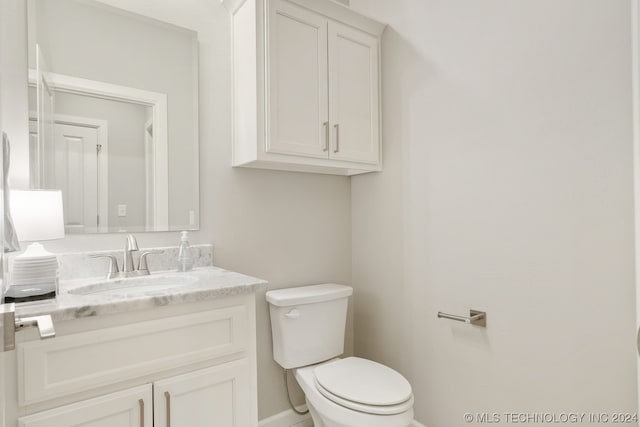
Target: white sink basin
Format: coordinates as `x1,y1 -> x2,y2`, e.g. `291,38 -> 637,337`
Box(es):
69,273 -> 198,297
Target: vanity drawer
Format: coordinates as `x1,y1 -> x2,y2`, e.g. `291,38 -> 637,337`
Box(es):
17,305 -> 248,406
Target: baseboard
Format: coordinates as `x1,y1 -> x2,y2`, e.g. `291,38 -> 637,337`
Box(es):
258,408 -> 312,427
258,408 -> 425,427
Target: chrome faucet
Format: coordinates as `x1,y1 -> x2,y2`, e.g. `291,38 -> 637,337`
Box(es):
123,234 -> 139,274
91,234 -> 161,279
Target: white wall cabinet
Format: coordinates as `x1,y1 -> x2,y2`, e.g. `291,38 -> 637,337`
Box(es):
226,0 -> 385,175
327,20 -> 380,165
266,0 -> 329,159
7,295 -> 258,427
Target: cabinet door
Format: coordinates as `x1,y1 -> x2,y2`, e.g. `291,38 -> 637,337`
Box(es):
154,359 -> 251,427
328,21 -> 380,164
18,384 -> 152,427
267,0 -> 329,158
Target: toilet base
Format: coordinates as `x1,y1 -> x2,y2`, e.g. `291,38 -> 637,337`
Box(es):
295,361 -> 414,427
305,400 -> 342,427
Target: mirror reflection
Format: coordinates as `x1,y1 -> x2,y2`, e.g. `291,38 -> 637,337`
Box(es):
27,0 -> 199,233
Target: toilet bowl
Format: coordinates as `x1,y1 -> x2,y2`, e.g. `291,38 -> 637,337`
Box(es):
294,358 -> 414,427
266,284 -> 415,427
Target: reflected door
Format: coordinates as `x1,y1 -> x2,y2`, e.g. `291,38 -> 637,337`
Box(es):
34,45 -> 55,189
28,120 -> 38,187
53,122 -> 106,233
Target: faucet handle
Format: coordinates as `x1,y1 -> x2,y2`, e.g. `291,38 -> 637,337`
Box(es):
90,254 -> 120,279
137,250 -> 163,275
126,234 -> 139,251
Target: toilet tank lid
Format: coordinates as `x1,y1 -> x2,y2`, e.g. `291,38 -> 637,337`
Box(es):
266,284 -> 353,307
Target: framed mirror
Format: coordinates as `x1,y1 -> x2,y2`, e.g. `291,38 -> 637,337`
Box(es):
27,0 -> 199,233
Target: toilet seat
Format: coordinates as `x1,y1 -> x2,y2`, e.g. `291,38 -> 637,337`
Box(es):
314,379 -> 415,415
313,357 -> 413,415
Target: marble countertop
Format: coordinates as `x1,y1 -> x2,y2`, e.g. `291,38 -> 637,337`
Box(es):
15,266 -> 267,322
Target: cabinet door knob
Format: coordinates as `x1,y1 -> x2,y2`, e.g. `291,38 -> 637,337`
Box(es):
334,124 -> 340,153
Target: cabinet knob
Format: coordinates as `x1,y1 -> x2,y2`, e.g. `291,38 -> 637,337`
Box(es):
334,124 -> 340,153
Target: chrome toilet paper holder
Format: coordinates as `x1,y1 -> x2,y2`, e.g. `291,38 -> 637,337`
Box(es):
437,309 -> 486,327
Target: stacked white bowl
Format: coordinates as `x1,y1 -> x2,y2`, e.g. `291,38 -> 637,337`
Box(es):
5,242 -> 59,302
12,254 -> 58,287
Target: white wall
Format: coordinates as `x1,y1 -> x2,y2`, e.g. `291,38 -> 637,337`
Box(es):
350,0 -> 637,426
3,0 -> 352,420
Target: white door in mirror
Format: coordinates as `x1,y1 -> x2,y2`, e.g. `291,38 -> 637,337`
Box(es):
53,123 -> 103,233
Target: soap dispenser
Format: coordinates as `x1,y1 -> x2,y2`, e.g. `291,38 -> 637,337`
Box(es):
177,231 -> 194,272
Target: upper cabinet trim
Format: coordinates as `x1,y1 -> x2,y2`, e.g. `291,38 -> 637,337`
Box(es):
285,0 -> 386,36
222,0 -> 386,36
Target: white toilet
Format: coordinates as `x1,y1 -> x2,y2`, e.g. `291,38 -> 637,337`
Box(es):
266,284 -> 414,427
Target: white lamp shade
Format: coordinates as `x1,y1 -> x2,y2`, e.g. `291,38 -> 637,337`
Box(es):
10,190 -> 65,241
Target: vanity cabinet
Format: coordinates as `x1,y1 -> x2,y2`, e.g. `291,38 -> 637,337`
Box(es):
154,360 -> 251,427
225,0 -> 385,176
18,361 -> 251,427
18,385 -> 152,427
9,294 -> 258,427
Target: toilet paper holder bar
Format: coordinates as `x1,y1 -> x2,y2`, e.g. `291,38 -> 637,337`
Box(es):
437,309 -> 486,327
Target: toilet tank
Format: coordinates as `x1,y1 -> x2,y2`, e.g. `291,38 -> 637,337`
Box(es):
266,284 -> 353,369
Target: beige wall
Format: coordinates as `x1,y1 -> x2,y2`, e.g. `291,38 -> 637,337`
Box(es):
3,0 -> 352,421
350,0 -> 637,426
